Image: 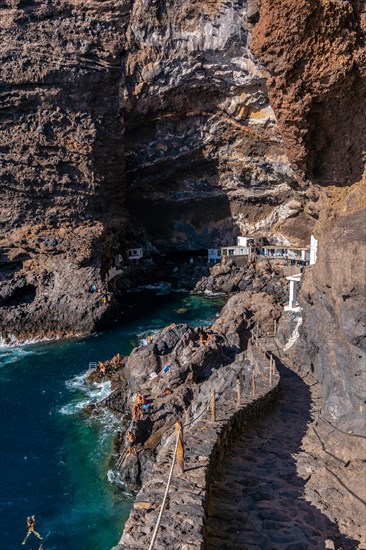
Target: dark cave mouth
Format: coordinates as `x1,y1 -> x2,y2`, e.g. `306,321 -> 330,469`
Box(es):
3,284 -> 37,307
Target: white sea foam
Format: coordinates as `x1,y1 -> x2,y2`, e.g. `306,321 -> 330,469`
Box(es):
203,289 -> 226,296
107,469 -> 135,497
60,374 -> 112,415
0,333 -> 62,349
136,328 -> 161,346
0,345 -> 48,367
0,332 -> 84,350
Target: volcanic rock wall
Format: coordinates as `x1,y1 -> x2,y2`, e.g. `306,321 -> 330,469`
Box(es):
122,0 -> 304,251
252,0 -> 366,433
0,0 -> 308,341
252,0 -> 366,186
0,0 -> 132,340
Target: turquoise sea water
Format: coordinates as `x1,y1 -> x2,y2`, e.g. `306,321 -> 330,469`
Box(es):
0,291 -> 224,550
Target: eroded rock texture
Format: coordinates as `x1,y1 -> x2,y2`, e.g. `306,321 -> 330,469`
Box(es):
299,187 -> 366,435
0,0 -> 308,341
122,0 -> 302,250
0,0 -> 132,340
252,0 -> 366,433
252,0 -> 366,185
251,1 -> 366,542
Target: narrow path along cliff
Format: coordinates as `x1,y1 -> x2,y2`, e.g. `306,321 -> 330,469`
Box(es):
204,361 -> 360,550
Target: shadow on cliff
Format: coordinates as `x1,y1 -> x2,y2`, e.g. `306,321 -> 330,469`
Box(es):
306,68 -> 366,187
123,96 -> 239,254
204,360 -> 359,550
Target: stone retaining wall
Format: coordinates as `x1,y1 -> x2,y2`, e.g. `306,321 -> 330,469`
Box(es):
112,350 -> 280,550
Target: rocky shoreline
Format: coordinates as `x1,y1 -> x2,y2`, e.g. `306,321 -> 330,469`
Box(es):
80,288 -> 282,548
114,345 -> 280,549
87,290 -> 282,489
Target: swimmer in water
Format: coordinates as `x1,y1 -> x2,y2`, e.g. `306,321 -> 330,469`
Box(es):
22,515 -> 43,545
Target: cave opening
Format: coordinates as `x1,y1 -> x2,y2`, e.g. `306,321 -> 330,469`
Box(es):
3,284 -> 37,307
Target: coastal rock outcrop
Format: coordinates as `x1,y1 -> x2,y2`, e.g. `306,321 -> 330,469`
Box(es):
0,0 -> 131,341
194,255 -> 293,301
90,291 -> 275,490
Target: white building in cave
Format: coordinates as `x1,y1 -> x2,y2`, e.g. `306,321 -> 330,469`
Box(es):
283,235 -> 318,311
208,248 -> 221,264
237,235 -> 264,248
310,234 -> 318,265
127,248 -> 143,260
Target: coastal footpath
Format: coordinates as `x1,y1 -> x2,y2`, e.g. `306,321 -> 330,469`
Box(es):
114,343 -> 280,549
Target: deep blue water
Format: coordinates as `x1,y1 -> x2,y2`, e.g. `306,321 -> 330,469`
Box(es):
0,291 -> 224,550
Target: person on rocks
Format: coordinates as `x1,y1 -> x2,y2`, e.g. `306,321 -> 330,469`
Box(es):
199,333 -> 208,345
112,353 -> 122,369
22,516 -> 43,545
132,403 -> 142,422
136,392 -> 145,405
158,388 -> 173,399
97,361 -> 106,375
147,335 -> 153,345
127,431 -> 137,455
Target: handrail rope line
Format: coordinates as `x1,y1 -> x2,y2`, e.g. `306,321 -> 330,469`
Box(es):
149,374 -> 243,548
183,371 -> 250,428
148,428 -> 181,550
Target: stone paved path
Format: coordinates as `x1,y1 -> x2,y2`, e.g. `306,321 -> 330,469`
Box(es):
205,362 -> 359,550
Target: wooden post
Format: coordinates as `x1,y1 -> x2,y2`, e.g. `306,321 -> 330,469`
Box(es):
211,390 -> 216,422
269,355 -> 273,387
175,421 -> 184,473
252,370 -> 256,397
236,377 -> 241,407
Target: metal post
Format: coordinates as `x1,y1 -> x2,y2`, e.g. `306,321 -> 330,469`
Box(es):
211,390 -> 216,422
236,377 -> 241,407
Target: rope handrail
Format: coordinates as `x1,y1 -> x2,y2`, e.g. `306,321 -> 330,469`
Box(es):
183,371 -> 250,428
148,428 -> 181,550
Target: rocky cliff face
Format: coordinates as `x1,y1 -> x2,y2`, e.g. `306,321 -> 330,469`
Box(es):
252,0 -> 366,186
0,0 -> 312,341
252,0 -> 366,432
122,0 -> 306,250
0,0 -> 132,341
250,4 -> 366,539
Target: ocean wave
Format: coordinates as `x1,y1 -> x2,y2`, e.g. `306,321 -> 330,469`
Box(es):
0,345 -> 47,367
202,289 -> 226,296
60,375 -> 112,415
107,469 -> 135,497
135,328 -> 161,346
0,333 -> 63,349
